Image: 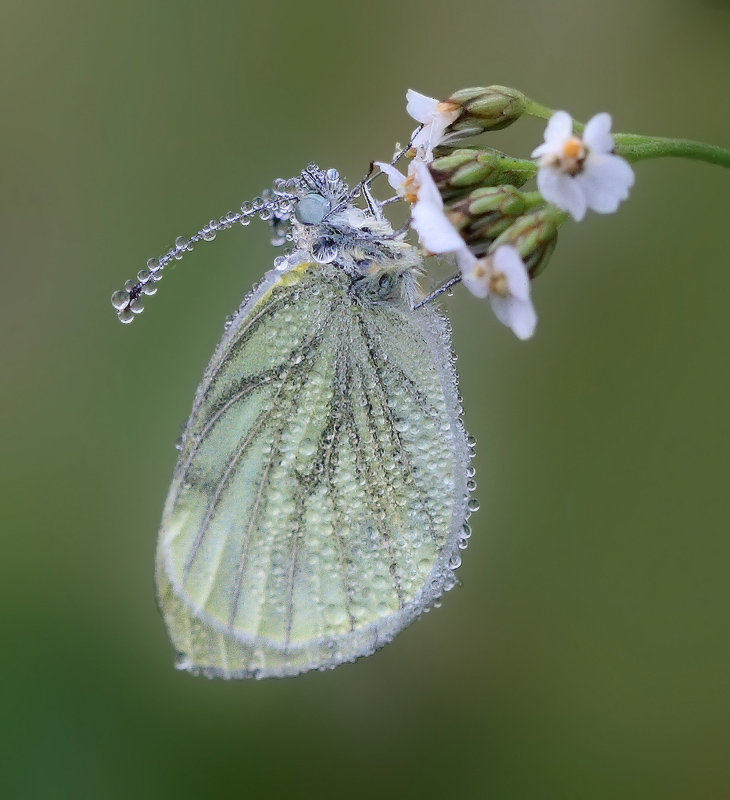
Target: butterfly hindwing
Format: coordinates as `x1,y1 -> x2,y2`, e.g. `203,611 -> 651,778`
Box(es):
157,258 -> 471,678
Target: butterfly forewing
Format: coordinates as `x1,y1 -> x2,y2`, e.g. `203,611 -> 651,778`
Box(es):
157,257 -> 470,678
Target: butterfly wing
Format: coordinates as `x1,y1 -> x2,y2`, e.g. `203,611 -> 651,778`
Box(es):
156,258 -> 472,678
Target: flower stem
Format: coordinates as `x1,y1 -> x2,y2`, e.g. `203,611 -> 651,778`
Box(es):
612,134 -> 730,168
525,98 -> 730,169
524,99 -> 559,124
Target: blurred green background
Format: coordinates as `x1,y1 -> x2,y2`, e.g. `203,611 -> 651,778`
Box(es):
2,0 -> 728,797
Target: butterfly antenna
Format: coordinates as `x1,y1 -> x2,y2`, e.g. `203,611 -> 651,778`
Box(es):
111,190 -> 296,324
413,273 -> 462,310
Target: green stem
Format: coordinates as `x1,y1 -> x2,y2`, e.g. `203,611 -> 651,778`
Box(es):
613,134 -> 730,167
524,99 -> 564,124
524,99 -> 730,168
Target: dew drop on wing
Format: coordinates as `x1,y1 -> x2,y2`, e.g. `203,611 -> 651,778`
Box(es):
313,241 -> 339,264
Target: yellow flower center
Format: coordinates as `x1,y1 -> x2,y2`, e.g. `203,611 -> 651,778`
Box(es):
403,174 -> 420,204
560,137 -> 587,175
473,261 -> 489,280
489,270 -> 509,297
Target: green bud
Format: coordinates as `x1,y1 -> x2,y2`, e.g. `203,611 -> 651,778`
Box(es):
489,207 -> 563,279
445,85 -> 528,134
430,149 -> 536,198
445,186 -> 542,248
524,236 -> 557,280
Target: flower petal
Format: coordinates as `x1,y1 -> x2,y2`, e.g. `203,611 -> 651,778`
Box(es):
531,141 -> 551,159
490,295 -> 537,340
406,90 -> 439,124
577,153 -> 634,213
457,250 -> 490,298
410,126 -> 439,162
410,160 -> 443,206
583,112 -> 614,153
461,269 -> 490,299
543,110 -> 573,146
492,245 -> 530,301
374,161 -> 406,196
537,166 -> 587,221
412,201 -> 465,253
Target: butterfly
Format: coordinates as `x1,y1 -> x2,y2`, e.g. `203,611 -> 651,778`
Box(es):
113,164 -> 475,678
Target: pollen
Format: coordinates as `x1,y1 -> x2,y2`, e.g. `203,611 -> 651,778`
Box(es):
560,137 -> 587,175
563,138 -> 584,159
403,174 -> 419,204
489,270 -> 509,297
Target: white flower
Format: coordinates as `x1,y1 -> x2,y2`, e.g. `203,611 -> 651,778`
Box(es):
375,159 -> 465,254
406,89 -> 461,163
459,245 -> 537,340
375,161 -> 410,200
532,111 -> 634,222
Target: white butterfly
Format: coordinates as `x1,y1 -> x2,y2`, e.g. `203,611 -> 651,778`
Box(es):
113,164 -> 475,678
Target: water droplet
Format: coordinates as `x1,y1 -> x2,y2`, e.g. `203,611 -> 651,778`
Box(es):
118,308 -> 134,324
111,289 -> 129,310
129,297 -> 144,314
137,268 -> 150,283
313,241 -> 338,264
147,257 -> 160,272
467,497 -> 480,513
175,235 -> 189,250
443,573 -> 457,591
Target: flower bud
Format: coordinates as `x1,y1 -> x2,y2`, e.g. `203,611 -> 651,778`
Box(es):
489,207 -> 563,279
430,149 -> 536,198
445,86 -> 528,134
445,185 -> 541,247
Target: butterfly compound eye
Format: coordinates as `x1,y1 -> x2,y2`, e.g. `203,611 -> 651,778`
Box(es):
294,193 -> 330,225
